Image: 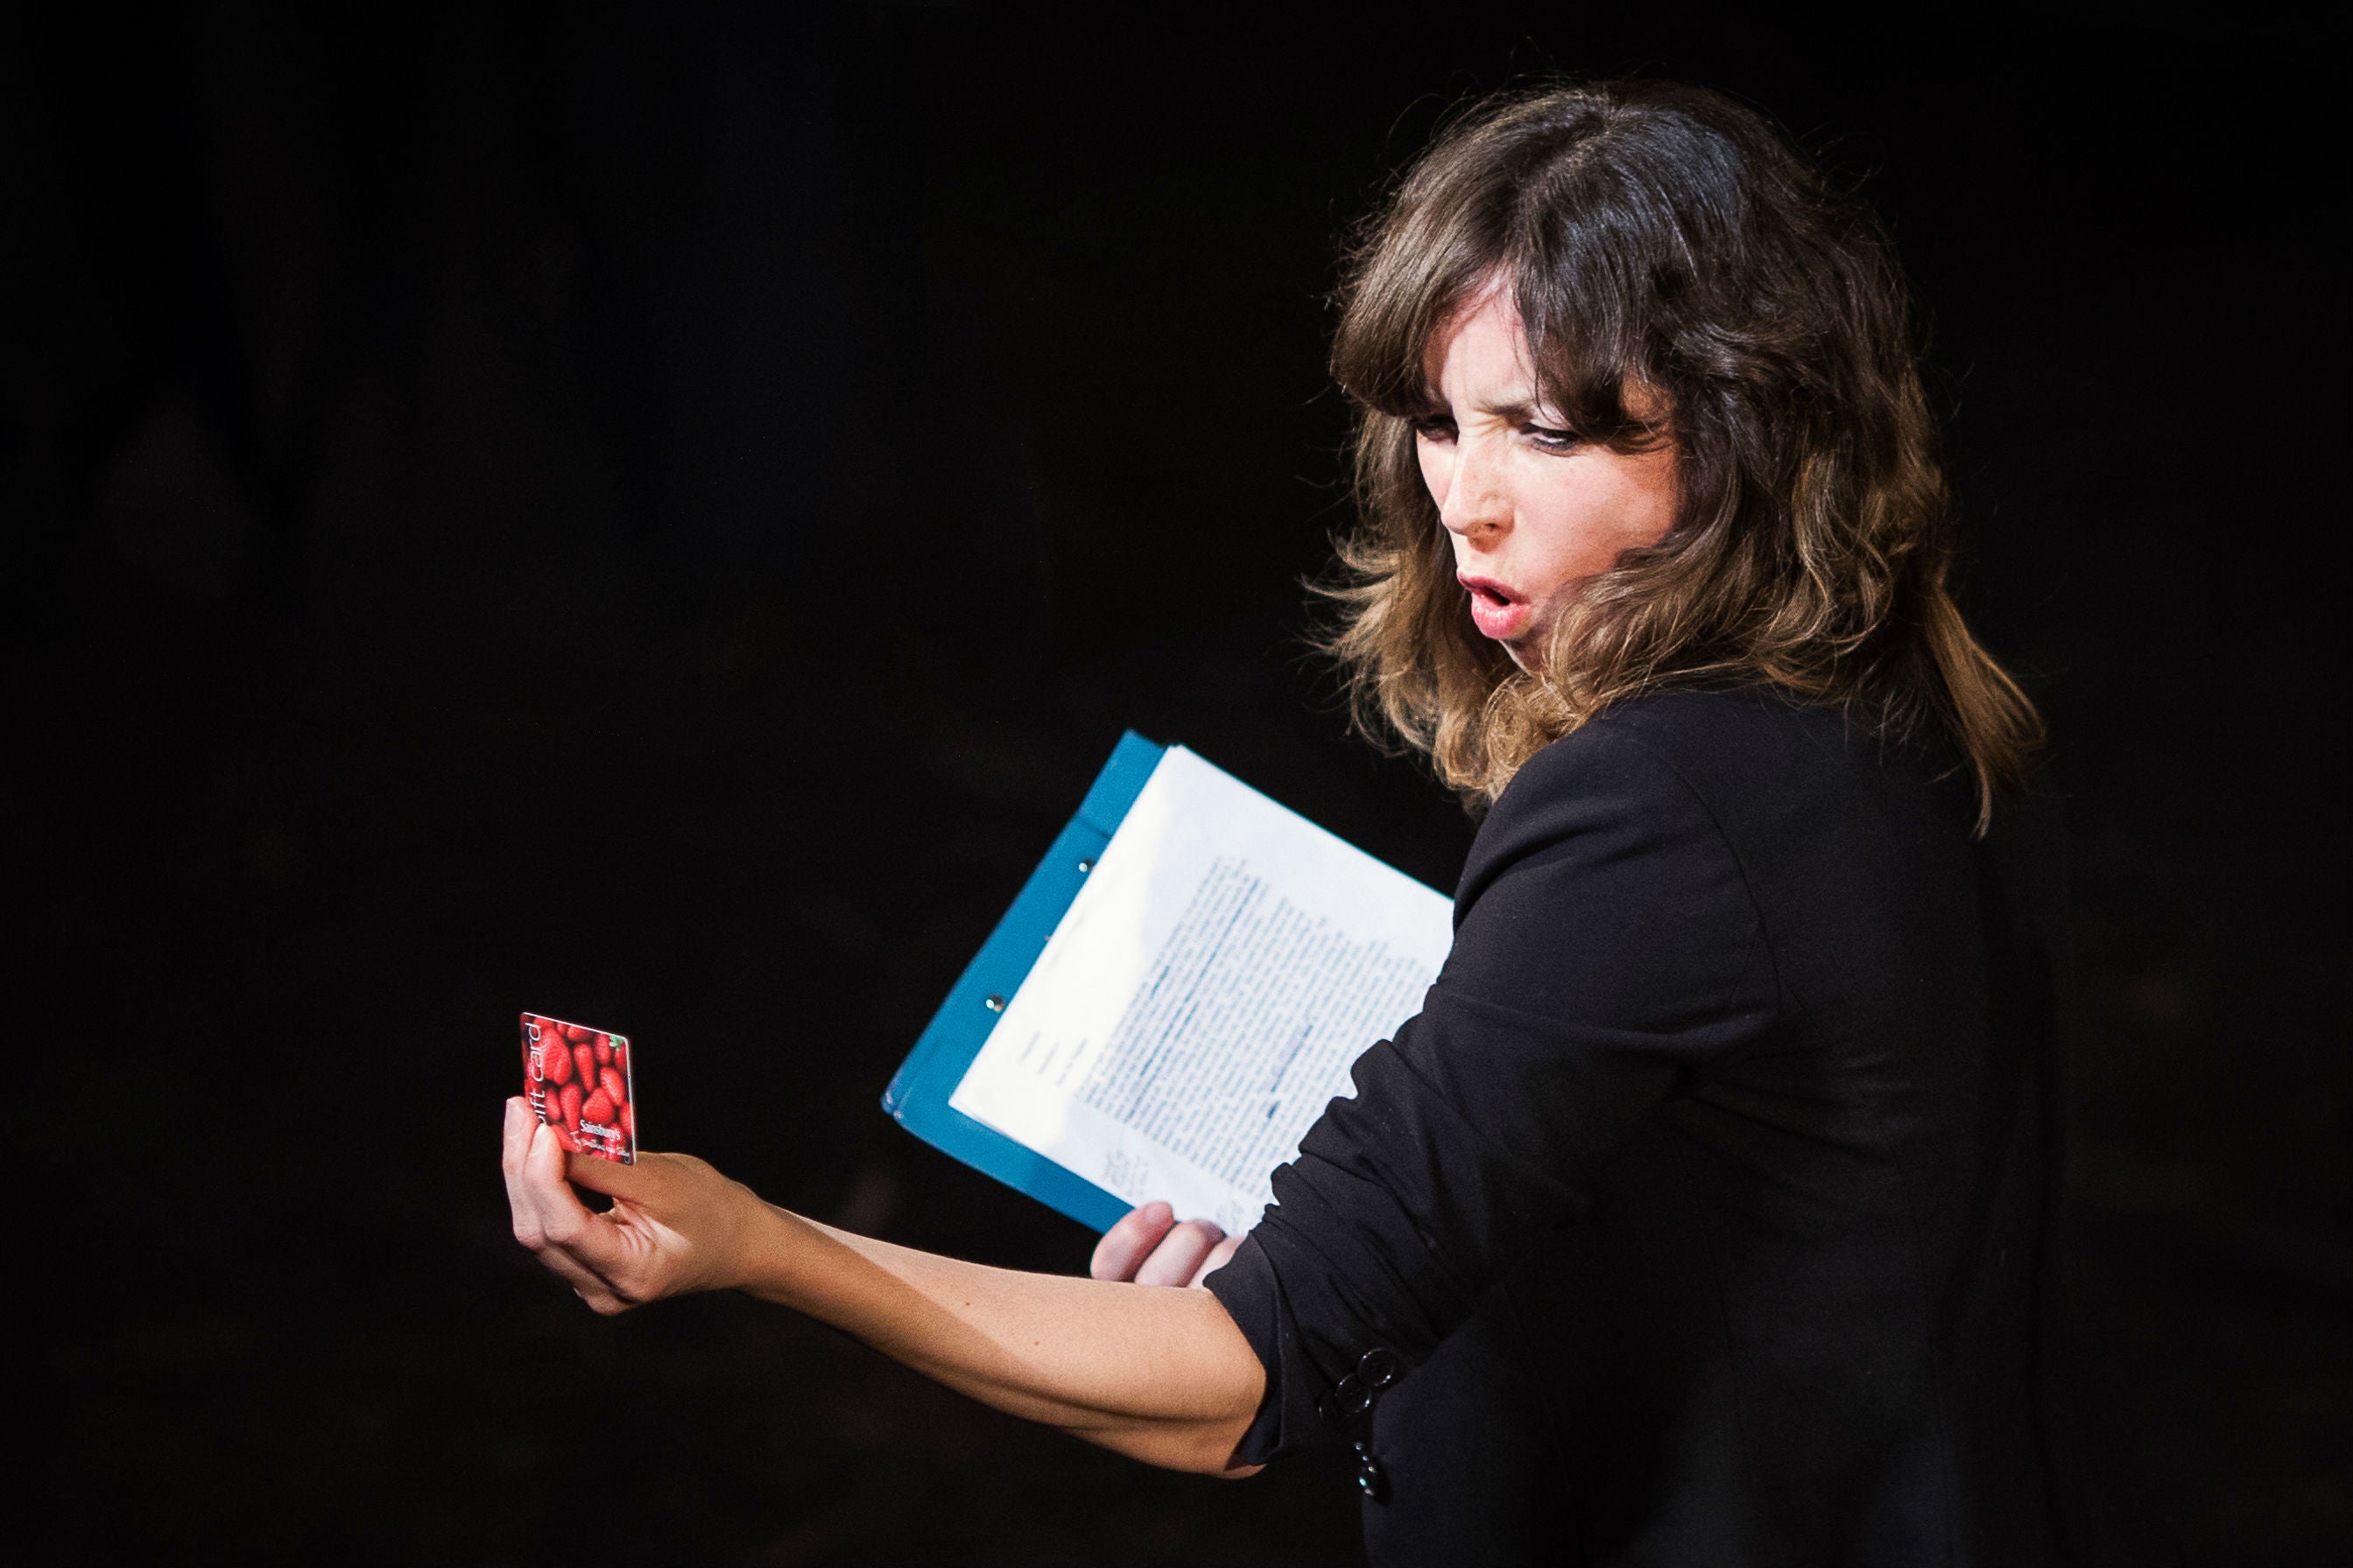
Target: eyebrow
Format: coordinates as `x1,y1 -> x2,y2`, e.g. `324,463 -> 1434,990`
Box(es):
1413,378 -> 1568,427
1458,394 -> 1575,429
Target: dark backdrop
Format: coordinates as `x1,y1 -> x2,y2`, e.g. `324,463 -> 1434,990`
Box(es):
10,5 -> 2343,1564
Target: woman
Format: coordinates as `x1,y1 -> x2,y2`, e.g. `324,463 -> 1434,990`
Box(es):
504,82 -> 2164,1564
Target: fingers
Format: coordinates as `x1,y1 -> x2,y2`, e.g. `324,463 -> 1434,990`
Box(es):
518,1119 -> 632,1271
1092,1203 -> 1231,1286
1092,1201 -> 1176,1282
1135,1218 -> 1226,1288
530,1231 -> 618,1304
502,1097 -> 535,1185
1187,1232 -> 1243,1288
522,1120 -> 596,1240
507,1115 -> 614,1304
504,1099 -> 547,1245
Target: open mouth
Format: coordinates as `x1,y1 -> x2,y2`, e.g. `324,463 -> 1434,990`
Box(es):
1458,573 -> 1532,641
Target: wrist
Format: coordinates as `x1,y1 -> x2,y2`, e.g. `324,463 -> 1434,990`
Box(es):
722,1197 -> 821,1302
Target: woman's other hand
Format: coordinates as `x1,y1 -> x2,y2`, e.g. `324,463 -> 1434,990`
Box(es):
501,1097 -> 770,1314
1090,1201 -> 1243,1288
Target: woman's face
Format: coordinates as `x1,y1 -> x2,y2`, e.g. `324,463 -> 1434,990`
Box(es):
1414,286 -> 1680,671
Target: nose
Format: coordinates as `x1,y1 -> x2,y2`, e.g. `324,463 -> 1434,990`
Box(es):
1434,431 -> 1510,549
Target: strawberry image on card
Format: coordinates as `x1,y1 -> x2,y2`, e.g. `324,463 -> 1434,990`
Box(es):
521,1013 -> 636,1163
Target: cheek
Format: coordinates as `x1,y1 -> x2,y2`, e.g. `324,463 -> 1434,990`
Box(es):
1525,474 -> 1669,599
1528,506 -> 1623,587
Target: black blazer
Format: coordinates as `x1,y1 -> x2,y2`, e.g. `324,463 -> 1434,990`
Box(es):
1206,688 -> 2166,1566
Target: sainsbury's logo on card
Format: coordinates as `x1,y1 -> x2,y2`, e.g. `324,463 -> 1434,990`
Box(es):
522,1012 -> 636,1164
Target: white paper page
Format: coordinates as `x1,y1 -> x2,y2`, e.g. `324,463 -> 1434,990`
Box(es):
947,747 -> 1455,1235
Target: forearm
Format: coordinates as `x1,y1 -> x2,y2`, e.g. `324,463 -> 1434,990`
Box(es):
736,1203 -> 1265,1473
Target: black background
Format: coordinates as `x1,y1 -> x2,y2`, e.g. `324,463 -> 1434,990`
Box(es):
10,5 -> 2343,1564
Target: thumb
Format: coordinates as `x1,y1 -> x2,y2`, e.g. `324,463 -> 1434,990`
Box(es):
561,1149 -> 670,1205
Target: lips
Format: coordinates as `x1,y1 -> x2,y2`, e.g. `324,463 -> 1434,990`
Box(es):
1458,574 -> 1532,642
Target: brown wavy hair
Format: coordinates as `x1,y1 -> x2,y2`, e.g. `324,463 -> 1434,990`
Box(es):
1321,81 -> 2040,828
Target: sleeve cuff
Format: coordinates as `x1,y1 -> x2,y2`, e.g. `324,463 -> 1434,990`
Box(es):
1203,1233 -> 1332,1465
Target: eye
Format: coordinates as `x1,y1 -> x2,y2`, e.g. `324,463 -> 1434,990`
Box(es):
1411,414 -> 1458,443
1521,423 -> 1581,454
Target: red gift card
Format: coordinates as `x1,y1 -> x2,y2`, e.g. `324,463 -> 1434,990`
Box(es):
521,1012 -> 636,1163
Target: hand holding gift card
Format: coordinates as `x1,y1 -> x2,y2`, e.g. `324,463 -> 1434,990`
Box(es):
521,1013 -> 636,1163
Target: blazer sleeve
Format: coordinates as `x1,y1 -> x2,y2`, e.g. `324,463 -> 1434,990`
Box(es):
1203,725 -> 1781,1462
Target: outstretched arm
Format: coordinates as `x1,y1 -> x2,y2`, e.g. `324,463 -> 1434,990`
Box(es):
500,1100 -> 1264,1475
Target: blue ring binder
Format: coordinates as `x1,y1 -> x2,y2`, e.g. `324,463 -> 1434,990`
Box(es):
879,730 -> 1168,1234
